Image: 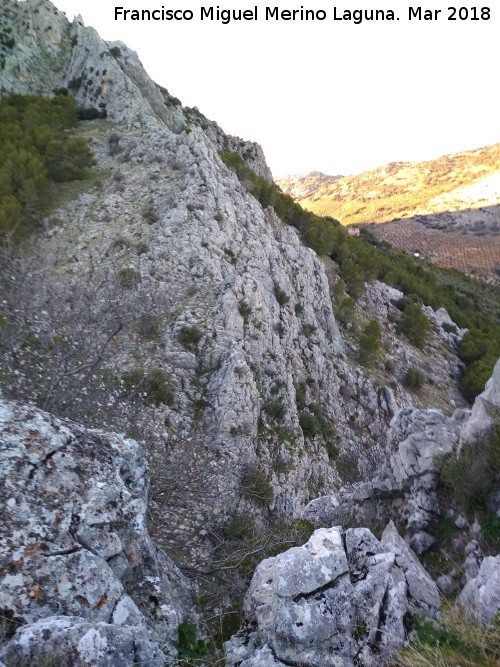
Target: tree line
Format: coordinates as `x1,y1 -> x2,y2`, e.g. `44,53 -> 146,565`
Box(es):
0,93 -> 94,241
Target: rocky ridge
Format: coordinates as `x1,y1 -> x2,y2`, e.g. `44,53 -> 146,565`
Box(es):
0,0 -> 461,558
0,0 -> 499,664
226,522 -> 440,666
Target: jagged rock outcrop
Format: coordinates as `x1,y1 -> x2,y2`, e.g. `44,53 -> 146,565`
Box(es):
457,555 -> 500,625
460,357 -> 500,444
225,522 -> 440,666
0,398 -> 193,664
304,407 -> 466,552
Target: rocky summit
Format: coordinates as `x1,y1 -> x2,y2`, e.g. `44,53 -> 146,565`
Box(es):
0,0 -> 499,664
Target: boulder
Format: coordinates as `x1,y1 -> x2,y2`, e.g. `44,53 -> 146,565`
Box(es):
0,398 -> 193,662
458,555 -> 500,624
226,523 -> 440,666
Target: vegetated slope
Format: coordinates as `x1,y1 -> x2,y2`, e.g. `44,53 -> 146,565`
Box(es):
1,0 -> 500,654
277,171 -> 343,200
278,145 -> 500,283
287,144 -> 500,226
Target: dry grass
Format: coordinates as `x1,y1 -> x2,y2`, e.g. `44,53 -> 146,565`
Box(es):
394,603 -> 500,666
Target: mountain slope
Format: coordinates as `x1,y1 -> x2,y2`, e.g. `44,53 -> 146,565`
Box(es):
279,145 -> 500,226
277,146 -> 500,282
1,0 -> 498,660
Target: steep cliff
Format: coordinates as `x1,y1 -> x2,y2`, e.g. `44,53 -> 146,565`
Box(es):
1,0 -> 497,662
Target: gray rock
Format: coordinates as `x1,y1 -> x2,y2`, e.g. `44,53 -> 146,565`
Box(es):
0,398 -> 193,660
0,616 -> 167,666
458,555 -> 500,624
226,523 -> 440,666
304,408 -> 463,552
460,357 -> 500,444
380,521 -> 441,617
410,531 -> 436,554
437,574 -> 458,596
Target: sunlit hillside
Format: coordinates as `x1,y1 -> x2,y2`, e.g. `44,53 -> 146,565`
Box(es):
277,144 -> 500,227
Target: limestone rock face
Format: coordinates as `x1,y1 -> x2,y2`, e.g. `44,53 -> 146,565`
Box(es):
0,398 -> 193,662
226,523 -> 440,666
460,357 -> 500,444
0,616 -> 167,667
458,555 -> 500,625
304,408 -> 464,552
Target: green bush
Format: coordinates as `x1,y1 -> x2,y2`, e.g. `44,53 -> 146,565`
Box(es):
397,303 -> 432,348
173,621 -> 214,662
141,207 -> 158,224
358,319 -> 382,366
0,93 -> 94,241
299,404 -> 336,444
439,424 -> 500,514
239,300 -> 252,322
404,366 -> 426,391
264,401 -> 287,422
242,466 -> 273,507
178,324 -> 202,351
274,285 -> 290,306
122,367 -> 174,406
335,296 -> 357,327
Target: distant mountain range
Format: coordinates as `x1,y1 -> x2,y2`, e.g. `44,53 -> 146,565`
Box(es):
277,145 -> 500,283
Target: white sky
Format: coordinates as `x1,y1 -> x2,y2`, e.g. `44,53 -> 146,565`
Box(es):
51,0 -> 500,177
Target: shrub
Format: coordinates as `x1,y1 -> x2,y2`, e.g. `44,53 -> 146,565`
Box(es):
77,106 -> 102,120
0,93 -> 94,241
178,324 -> 202,351
299,403 -> 336,442
404,366 -> 425,391
335,296 -> 357,327
108,131 -> 122,155
173,621 -> 214,662
299,411 -> 319,438
397,303 -> 432,348
239,300 -> 251,322
264,401 -> 287,422
122,367 -> 174,406
117,267 -> 141,288
274,285 -> 290,307
439,424 -> 500,513
442,321 -> 458,334
358,319 -> 382,366
302,323 -> 317,337
242,466 -> 273,507
141,207 -> 158,224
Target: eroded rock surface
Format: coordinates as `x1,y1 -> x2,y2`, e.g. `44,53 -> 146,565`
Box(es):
0,398 -> 193,663
226,523 -> 440,666
460,357 -> 500,444
304,408 -> 465,552
458,555 -> 500,625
